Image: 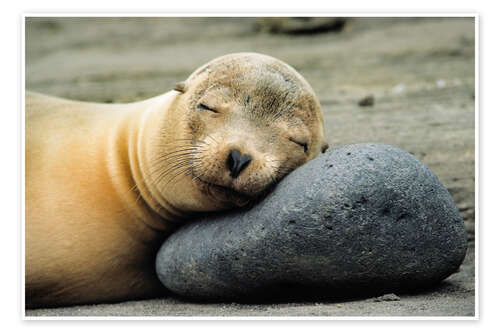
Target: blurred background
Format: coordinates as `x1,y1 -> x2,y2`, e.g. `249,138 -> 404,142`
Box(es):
25,17 -> 475,237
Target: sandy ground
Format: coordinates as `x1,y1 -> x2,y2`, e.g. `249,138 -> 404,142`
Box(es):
24,17 -> 476,317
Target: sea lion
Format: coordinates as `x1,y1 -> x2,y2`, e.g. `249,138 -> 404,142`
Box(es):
25,52 -> 329,308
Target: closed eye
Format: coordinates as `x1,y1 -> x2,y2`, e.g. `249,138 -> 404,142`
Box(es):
197,103 -> 218,113
290,138 -> 308,153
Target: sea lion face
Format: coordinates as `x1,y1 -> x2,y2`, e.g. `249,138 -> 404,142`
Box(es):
172,53 -> 328,207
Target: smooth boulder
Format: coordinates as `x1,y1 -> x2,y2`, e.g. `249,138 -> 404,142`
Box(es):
156,143 -> 468,300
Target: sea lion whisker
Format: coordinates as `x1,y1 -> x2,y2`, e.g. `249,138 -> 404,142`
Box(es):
125,183 -> 139,195
273,165 -> 294,176
150,156 -> 193,179
149,143 -> 199,150
189,164 -> 204,179
150,150 -> 201,165
157,144 -> 208,155
171,138 -> 206,142
122,183 -> 144,206
154,156 -> 201,181
149,160 -> 201,180
149,150 -> 199,164
206,134 -> 219,144
269,173 -> 277,185
190,173 -> 203,185
162,164 -> 195,185
151,152 -> 200,163
149,150 -> 202,168
153,142 -> 208,151
150,158 -> 200,181
154,138 -> 206,144
182,164 -> 204,183
168,169 -> 192,185
189,164 -> 213,188
154,146 -> 200,157
154,164 -> 190,187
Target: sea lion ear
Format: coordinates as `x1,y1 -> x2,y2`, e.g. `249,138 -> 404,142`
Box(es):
173,81 -> 186,93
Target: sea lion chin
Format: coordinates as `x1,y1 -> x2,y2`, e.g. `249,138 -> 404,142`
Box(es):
204,181 -> 253,208
25,52 -> 328,308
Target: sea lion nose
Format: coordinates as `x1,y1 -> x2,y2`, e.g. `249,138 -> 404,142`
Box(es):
227,149 -> 252,179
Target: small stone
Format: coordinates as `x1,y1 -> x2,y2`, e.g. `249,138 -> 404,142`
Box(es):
373,293 -> 401,302
156,143 -> 467,301
255,17 -> 348,35
393,83 -> 406,93
436,79 -> 447,88
358,94 -> 375,107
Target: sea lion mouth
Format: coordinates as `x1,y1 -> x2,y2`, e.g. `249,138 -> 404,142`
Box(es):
194,177 -> 253,207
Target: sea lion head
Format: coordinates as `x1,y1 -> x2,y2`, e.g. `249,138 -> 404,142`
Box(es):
154,53 -> 328,210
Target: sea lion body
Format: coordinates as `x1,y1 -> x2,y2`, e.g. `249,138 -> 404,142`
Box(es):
26,91 -> 181,308
25,53 -> 328,308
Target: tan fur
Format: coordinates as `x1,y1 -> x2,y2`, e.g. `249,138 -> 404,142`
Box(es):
25,53 -> 328,308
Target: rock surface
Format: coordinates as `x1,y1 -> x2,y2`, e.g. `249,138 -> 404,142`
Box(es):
156,143 -> 467,301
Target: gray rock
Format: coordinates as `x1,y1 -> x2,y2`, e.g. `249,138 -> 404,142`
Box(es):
358,94 -> 375,107
372,293 -> 401,302
156,143 -> 467,301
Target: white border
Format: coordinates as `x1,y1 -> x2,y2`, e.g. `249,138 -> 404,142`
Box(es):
474,12 -> 479,324
21,12 -> 26,318
24,12 -> 476,16
20,13 -> 479,322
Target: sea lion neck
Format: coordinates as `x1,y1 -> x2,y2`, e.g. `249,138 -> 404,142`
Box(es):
107,91 -> 189,233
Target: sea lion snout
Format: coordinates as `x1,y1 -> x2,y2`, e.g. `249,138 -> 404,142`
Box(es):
226,149 -> 252,179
